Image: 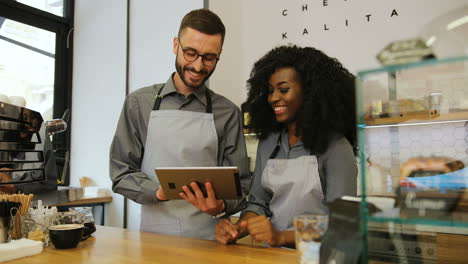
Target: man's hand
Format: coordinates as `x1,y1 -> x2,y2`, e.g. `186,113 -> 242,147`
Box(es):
179,182 -> 224,216
215,218 -> 240,245
240,215 -> 282,247
155,186 -> 168,201
0,169 -> 16,194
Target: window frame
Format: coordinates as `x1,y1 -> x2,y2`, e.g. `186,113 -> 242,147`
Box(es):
0,0 -> 74,186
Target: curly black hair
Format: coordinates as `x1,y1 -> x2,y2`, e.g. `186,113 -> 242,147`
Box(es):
245,45 -> 357,155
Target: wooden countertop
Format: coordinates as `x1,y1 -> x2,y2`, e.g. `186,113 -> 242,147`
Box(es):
6,225 -> 297,264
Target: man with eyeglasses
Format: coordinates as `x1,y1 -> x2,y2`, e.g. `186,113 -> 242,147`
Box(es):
110,9 -> 250,240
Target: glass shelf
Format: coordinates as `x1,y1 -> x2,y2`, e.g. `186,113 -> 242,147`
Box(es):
367,216 -> 468,228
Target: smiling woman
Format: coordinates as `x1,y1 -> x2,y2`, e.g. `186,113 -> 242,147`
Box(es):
215,45 -> 358,248
267,67 -> 303,126
245,45 -> 357,155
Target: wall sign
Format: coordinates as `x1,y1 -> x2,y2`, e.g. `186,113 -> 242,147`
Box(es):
280,1 -> 399,40
239,0 -> 468,74
208,0 -> 468,106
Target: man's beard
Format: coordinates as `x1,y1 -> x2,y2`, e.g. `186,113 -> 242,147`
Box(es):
175,57 -> 215,90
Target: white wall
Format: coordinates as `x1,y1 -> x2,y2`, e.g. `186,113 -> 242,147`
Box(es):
210,0 -> 468,106
129,1 -> 203,92
72,1 -> 127,227
203,1 -> 246,107
72,1 -> 202,228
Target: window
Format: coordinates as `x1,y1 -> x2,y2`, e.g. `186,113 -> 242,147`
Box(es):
0,18 -> 56,120
16,0 -> 65,17
0,0 -> 74,185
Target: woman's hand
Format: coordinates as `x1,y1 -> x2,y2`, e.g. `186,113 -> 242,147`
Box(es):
215,218 -> 240,245
240,215 -> 282,247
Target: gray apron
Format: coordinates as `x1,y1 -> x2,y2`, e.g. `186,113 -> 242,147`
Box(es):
261,133 -> 328,231
140,84 -> 219,239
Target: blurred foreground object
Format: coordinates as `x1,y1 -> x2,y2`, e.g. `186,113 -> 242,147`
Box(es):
0,238 -> 43,262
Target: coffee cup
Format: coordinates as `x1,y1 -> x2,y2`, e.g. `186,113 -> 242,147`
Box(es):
49,224 -> 88,249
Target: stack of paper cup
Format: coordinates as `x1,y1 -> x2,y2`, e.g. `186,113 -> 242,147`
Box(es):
0,95 -> 26,107
0,94 -> 10,104
8,96 -> 26,108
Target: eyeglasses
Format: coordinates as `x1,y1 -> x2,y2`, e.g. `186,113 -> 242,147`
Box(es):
178,40 -> 219,67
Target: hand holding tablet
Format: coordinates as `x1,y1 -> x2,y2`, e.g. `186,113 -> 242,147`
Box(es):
155,166 -> 242,200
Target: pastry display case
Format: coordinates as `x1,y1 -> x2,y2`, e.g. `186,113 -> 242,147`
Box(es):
356,56 -> 468,263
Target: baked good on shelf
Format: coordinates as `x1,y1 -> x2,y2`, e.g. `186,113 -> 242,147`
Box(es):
400,156 -> 465,181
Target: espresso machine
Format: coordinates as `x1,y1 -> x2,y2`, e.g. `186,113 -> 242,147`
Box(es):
0,101 -> 46,185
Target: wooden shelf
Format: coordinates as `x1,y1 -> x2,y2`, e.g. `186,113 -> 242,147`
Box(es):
51,196 -> 112,207
364,111 -> 468,126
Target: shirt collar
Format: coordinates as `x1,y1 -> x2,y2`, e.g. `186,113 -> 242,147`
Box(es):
161,73 -> 208,106
281,128 -> 304,150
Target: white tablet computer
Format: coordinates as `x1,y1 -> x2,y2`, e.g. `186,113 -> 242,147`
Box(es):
154,166 -> 242,200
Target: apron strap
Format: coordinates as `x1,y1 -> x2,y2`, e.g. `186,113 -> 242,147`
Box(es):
269,135 -> 282,159
152,84 -> 165,111
205,89 -> 212,114
269,130 -> 314,159
152,84 -> 212,113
